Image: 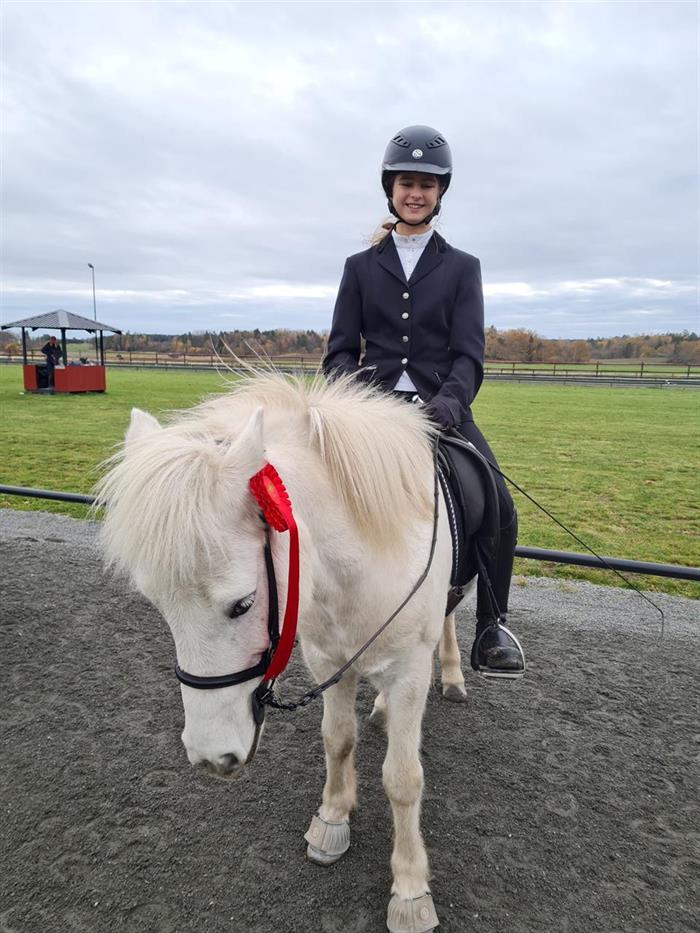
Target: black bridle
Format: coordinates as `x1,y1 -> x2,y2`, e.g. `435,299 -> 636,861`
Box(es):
174,527 -> 280,759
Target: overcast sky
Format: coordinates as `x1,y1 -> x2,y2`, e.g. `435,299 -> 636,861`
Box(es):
1,0 -> 697,339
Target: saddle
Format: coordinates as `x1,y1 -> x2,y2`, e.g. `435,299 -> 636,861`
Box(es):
437,433 -> 501,597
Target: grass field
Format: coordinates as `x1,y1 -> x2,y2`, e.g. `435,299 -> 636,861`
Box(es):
1,366 -> 698,598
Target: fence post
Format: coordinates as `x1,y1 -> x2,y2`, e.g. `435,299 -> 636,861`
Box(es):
640,361 -> 644,376
155,352 -> 159,366
595,362 -> 599,376
129,350 -> 133,364
183,352 -> 186,366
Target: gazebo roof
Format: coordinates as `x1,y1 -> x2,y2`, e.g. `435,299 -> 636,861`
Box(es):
1,309 -> 122,333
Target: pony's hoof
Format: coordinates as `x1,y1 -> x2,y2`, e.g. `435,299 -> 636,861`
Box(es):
387,892 -> 439,932
304,813 -> 350,865
442,683 -> 467,703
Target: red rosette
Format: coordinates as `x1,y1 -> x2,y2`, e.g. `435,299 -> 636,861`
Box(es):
248,462 -> 299,681
249,463 -> 292,531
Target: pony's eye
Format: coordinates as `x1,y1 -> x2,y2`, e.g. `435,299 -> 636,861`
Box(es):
226,591 -> 256,619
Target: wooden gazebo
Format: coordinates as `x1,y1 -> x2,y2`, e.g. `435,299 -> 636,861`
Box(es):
2,309 -> 122,393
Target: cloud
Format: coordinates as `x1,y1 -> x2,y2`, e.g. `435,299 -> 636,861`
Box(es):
1,0 -> 697,338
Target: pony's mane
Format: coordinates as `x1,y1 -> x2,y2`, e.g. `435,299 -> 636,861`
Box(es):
216,371 -> 435,544
95,371 -> 435,586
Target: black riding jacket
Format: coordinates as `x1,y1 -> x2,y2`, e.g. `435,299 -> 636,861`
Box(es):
322,230 -> 484,427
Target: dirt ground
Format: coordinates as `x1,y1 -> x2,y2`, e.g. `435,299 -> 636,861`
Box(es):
1,510 -> 698,933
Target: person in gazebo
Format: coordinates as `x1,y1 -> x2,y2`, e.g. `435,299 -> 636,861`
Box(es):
41,336 -> 64,387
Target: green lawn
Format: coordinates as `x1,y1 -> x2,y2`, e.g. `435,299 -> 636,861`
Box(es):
1,366 -> 698,597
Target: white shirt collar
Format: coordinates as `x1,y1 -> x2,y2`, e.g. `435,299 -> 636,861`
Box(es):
391,228 -> 434,249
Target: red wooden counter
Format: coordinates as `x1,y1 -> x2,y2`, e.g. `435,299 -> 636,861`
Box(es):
23,364 -> 106,393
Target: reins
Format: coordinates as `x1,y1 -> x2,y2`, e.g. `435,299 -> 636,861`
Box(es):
260,429 -> 666,715
175,415 -> 666,742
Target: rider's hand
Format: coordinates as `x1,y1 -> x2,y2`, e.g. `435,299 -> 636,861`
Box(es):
422,403 -> 452,431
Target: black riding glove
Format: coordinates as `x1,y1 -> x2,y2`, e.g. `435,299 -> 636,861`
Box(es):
422,402 -> 453,431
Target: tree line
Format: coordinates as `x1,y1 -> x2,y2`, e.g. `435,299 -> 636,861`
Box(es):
485,328 -> 700,364
106,329 -> 326,357
2,327 -> 698,364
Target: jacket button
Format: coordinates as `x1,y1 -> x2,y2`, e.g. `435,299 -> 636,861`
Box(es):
401,357 -> 408,365
402,335 -> 409,343
401,312 -> 409,319
402,292 -> 409,299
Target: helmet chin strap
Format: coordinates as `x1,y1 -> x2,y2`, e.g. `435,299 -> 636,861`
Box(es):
387,198 -> 442,227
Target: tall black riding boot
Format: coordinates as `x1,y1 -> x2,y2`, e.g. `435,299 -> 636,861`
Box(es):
470,513 -> 525,679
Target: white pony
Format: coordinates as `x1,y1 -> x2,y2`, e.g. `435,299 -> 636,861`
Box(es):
96,372 -> 472,933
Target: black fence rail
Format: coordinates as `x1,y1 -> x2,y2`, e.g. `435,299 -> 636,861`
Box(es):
1,484 -> 698,583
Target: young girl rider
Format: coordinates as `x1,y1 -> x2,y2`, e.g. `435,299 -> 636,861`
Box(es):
322,124 -> 525,680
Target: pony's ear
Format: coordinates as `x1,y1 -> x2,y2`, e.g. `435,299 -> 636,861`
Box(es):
125,407 -> 162,445
223,406 -> 265,475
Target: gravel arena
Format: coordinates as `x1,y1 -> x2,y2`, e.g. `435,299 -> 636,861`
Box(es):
1,509 -> 698,933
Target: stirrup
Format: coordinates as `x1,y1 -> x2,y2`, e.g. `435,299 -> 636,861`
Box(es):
471,620 -> 525,681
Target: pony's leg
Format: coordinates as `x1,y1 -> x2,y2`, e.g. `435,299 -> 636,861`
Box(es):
304,670 -> 358,865
439,612 -> 467,702
383,649 -> 440,932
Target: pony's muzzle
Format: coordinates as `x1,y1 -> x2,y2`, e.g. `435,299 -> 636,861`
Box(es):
196,752 -> 244,781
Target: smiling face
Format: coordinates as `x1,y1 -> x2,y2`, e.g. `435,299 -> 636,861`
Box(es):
391,171 -> 442,233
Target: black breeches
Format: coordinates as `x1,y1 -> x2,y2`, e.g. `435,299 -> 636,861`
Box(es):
453,421 -> 517,620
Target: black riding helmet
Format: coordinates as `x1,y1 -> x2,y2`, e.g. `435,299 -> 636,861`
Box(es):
382,125 -> 452,225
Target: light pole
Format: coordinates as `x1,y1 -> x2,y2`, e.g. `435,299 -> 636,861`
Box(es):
88,263 -> 98,361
